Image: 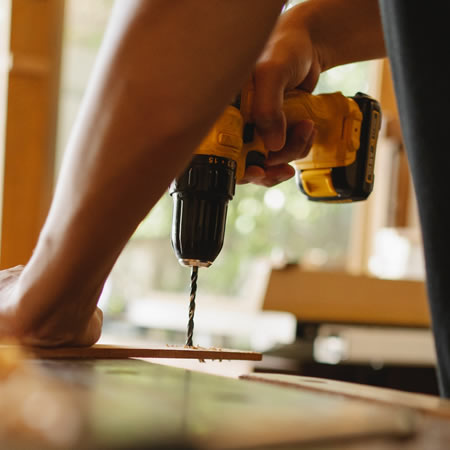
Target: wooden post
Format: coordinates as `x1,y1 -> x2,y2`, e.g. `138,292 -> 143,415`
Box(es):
347,59 -> 417,275
1,0 -> 64,268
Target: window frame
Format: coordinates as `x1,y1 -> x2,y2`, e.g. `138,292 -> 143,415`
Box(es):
0,0 -> 64,268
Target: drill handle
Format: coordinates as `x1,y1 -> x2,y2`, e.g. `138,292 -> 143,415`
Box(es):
236,88 -> 363,181
285,90 -> 363,170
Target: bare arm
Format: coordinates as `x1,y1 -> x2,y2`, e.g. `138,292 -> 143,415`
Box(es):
4,0 -> 285,345
301,0 -> 385,72
243,0 -> 385,185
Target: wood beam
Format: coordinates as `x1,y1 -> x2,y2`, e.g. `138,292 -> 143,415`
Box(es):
1,0 -> 64,268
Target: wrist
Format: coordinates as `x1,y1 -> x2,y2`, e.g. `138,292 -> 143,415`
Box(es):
293,0 -> 385,70
286,1 -> 331,72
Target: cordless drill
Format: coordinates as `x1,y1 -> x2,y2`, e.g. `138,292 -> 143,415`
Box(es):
169,82 -> 381,345
170,84 -> 381,267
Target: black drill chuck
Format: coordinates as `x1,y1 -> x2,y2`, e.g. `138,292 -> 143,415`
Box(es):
169,154 -> 237,267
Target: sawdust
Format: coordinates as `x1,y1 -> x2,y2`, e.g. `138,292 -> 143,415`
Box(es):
163,344 -> 225,362
182,344 -> 223,352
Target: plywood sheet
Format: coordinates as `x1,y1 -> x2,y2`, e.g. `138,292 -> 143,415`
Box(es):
0,359 -> 415,449
1,343 -> 262,361
242,373 -> 450,419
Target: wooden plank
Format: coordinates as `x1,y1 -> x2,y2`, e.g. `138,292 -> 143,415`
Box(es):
242,373 -> 450,419
263,266 -> 430,326
1,0 -> 64,267
378,60 -> 403,140
0,359 -> 415,449
378,60 -> 419,230
1,343 -> 262,361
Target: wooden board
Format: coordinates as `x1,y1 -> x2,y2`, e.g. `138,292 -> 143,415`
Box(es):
1,344 -> 262,361
0,359 -> 415,449
1,0 -> 64,268
241,373 -> 450,419
263,267 -> 430,326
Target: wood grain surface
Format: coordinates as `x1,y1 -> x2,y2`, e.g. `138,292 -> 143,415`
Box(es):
241,373 -> 450,418
0,359 -> 414,449
241,372 -> 450,450
1,343 -> 262,361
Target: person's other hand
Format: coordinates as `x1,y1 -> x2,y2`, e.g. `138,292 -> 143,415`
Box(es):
240,4 -> 323,187
21,306 -> 104,348
1,265 -> 103,347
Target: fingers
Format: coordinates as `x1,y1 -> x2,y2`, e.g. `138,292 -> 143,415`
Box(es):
252,35 -> 317,152
251,56 -> 318,154
0,265 -> 24,283
246,9 -> 321,188
240,119 -> 316,187
266,119 -> 315,167
238,165 -> 265,185
0,266 -> 25,299
260,164 -> 296,187
239,164 -> 295,187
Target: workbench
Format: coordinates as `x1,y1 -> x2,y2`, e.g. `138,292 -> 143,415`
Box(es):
1,352 -> 449,449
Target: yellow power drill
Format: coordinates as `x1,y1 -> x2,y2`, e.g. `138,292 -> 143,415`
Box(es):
169,83 -> 381,269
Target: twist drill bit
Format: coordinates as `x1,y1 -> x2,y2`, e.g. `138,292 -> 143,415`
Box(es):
186,266 -> 198,347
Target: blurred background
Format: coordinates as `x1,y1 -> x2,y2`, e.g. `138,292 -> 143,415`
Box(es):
1,0 -> 435,392
56,0 -> 363,306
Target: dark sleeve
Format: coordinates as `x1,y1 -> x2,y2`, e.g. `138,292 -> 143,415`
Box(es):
379,0 -> 450,397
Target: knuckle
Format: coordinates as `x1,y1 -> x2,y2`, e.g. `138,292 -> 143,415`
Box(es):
255,58 -> 284,78
262,178 -> 278,188
255,109 -> 280,126
96,307 -> 104,322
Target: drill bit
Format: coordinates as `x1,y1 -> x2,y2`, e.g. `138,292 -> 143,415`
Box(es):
186,266 -> 198,347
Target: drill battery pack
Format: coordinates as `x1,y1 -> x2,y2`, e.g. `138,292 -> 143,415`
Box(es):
295,92 -> 382,203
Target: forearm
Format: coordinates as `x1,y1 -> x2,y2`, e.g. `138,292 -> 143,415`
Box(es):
12,0 -> 285,343
288,0 -> 385,70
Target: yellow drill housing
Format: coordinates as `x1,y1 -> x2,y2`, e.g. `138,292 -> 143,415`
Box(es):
170,88 -> 381,267
193,89 -> 381,201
